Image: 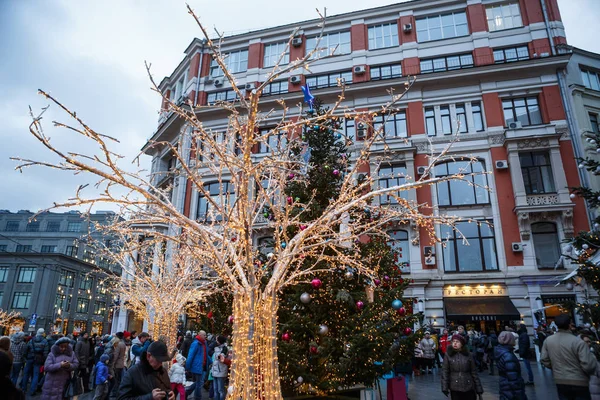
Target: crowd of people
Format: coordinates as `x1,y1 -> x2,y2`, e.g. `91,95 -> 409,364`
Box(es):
394,314 -> 600,400
0,327 -> 231,400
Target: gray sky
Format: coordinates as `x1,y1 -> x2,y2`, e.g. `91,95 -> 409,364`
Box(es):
0,0 -> 598,212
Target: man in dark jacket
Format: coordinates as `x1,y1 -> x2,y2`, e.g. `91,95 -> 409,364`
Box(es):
487,331 -> 498,375
180,331 -> 193,358
75,331 -> 93,392
517,324 -> 534,385
117,340 -> 174,400
20,328 -> 49,395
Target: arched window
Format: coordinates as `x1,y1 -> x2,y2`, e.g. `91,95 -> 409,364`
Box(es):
387,230 -> 410,273
532,222 -> 561,269
434,159 -> 489,207
196,181 -> 235,222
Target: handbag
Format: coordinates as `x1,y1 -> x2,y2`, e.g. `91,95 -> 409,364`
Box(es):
63,371 -> 84,398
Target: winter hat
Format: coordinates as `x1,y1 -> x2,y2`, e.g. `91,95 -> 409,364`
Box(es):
56,337 -> 71,346
124,331 -> 131,339
451,334 -> 466,346
37,328 -> 45,335
498,331 -> 516,346
100,354 -> 109,363
147,340 -> 170,362
115,332 -> 124,340
185,331 -> 192,337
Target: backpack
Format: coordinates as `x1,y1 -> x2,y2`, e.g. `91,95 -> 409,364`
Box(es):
32,339 -> 46,365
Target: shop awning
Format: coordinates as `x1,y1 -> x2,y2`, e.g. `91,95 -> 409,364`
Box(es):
445,297 -> 521,321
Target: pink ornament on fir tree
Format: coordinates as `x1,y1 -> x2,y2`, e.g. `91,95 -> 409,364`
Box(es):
282,332 -> 291,342
311,278 -> 322,289
384,275 -> 390,282
373,278 -> 381,286
333,169 -> 340,176
288,173 -> 295,180
228,315 -> 234,324
310,346 -> 318,354
397,307 -> 406,316
356,301 -> 364,310
300,225 -> 307,231
287,196 -> 293,205
403,327 -> 412,335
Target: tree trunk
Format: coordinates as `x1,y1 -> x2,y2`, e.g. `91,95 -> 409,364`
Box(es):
229,289 -> 282,400
150,310 -> 179,349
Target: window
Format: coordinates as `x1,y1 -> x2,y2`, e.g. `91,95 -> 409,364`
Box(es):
55,294 -> 70,311
420,53 -> 474,74
15,245 -> 32,253
441,221 -> 498,272
378,164 -> 408,204
80,275 -> 94,290
76,298 -> 89,314
67,221 -> 82,232
368,23 -> 399,49
262,80 -> 289,96
493,46 -> 529,63
486,2 -> 523,32
59,269 -> 75,287
11,292 -> 31,309
173,75 -> 186,101
41,245 -> 57,253
370,64 -> 402,81
456,104 -> 468,133
519,152 -> 555,194
197,182 -> 236,222
472,102 -> 484,132
5,221 -> 19,232
503,97 -> 542,127
306,31 -> 351,56
210,49 -> 248,77
581,69 -> 600,91
416,12 -> 468,42
83,249 -> 96,264
0,267 -> 8,282
257,237 -> 274,256
425,107 -> 436,136
94,301 -> 106,315
440,106 -> 452,134
263,42 -> 289,68
26,221 -> 40,232
532,222 -> 561,269
435,160 -> 489,206
17,267 -> 36,283
373,112 -> 407,138
46,221 -> 61,232
345,118 -> 356,140
590,114 -> 600,134
387,230 -> 410,273
65,245 -> 78,257
305,71 -> 353,89
258,128 -> 288,153
0,292 -> 2,305
207,90 -> 238,105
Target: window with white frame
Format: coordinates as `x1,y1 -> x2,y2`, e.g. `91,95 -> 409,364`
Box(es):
210,49 -> 249,77
67,221 -> 81,232
207,90 -> 239,105
387,230 -> 410,273
425,102 -> 484,136
305,71 -> 353,89
441,220 -> 498,272
368,23 -> 399,50
11,292 -> 31,309
378,164 -> 408,204
416,12 -> 468,42
493,46 -> 529,63
345,118 -> 356,140
440,106 -> 452,134
456,104 -> 468,133
262,80 -> 289,96
370,64 -> 402,81
502,97 -> 542,127
486,2 -> 523,32
519,152 -> 555,194
197,181 -> 236,222
581,68 -> 600,91
17,267 -> 36,283
173,75 -> 186,101
532,222 -> 561,269
306,31 -> 351,56
263,42 -> 290,68
373,112 -> 407,138
472,102 -> 484,132
435,159 -> 489,207
425,107 -> 436,136
258,128 -> 288,153
590,113 -> 599,134
420,53 -> 474,74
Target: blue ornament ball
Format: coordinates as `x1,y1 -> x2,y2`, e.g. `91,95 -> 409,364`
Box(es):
281,242 -> 287,248
335,133 -> 342,139
392,299 -> 403,310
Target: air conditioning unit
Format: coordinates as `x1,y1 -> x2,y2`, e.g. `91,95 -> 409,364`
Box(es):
416,166 -> 427,175
512,242 -> 524,252
508,121 -> 522,129
353,65 -> 366,74
424,246 -> 435,257
424,256 -> 436,266
214,78 -> 224,87
290,75 -> 302,84
356,122 -> 366,139
495,160 -> 509,170
292,37 -> 303,47
403,23 -> 413,33
245,83 -> 256,90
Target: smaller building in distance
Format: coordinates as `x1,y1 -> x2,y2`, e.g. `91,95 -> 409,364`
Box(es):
0,209 -> 122,336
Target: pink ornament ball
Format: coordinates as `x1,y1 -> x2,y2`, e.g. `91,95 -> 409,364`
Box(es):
356,301 -> 364,310
228,315 -> 234,324
282,332 -> 291,342
287,196 -> 293,204
373,279 -> 381,286
397,307 -> 406,316
403,327 -> 412,335
333,169 -> 340,176
311,278 -> 322,289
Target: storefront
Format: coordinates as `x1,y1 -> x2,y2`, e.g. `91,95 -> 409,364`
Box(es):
73,320 -> 87,335
53,318 -> 69,335
91,321 -> 103,335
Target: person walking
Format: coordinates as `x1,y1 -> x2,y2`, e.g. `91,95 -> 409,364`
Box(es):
441,334 -> 483,400
495,331 -> 527,400
41,336 -> 79,400
185,330 -> 212,400
9,332 -> 27,386
0,350 -> 26,400
130,332 -> 151,366
169,353 -> 186,400
75,331 -> 93,393
211,336 -> 231,400
21,328 -> 49,396
414,340 -> 424,376
581,334 -> 600,400
439,329 -> 450,361
487,330 -> 499,375
420,331 -> 436,374
517,324 -> 534,385
541,313 -> 597,400
111,333 -> 127,398
94,354 -> 110,400
117,340 -> 174,400
180,332 -> 193,359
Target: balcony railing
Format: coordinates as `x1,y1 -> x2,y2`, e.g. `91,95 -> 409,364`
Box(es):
526,194 -> 559,206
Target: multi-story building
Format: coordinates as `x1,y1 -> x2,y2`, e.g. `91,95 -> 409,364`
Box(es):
144,0 -> 592,334
0,210 -> 121,335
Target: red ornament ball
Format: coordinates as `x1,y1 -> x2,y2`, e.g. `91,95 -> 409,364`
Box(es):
310,346 -> 318,354
287,196 -> 293,205
403,327 -> 412,335
397,307 -> 406,316
228,315 -> 234,324
311,278 -> 322,289
282,332 -> 291,342
207,311 -> 214,319
356,301 -> 364,310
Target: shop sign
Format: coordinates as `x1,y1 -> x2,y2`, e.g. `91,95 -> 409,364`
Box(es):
444,284 -> 507,297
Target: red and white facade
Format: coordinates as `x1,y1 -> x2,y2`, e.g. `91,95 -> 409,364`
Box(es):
145,0 -> 590,332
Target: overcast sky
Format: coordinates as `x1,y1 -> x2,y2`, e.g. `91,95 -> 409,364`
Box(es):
0,0 -> 598,213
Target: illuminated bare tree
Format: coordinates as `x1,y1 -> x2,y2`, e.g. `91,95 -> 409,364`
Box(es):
0,310 -> 21,330
13,5 -> 485,399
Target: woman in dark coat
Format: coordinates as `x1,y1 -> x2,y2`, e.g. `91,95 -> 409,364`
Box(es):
41,337 -> 79,400
442,334 -> 483,400
495,331 -> 527,400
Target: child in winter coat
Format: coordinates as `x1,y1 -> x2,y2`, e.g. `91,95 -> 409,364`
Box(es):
94,354 -> 110,400
211,336 -> 232,400
169,353 -> 187,400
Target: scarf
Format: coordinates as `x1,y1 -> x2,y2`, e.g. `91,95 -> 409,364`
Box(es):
195,335 -> 208,367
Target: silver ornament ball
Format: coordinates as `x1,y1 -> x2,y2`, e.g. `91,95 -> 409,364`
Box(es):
300,292 -> 311,304
318,324 -> 329,335
297,376 -> 304,384
344,270 -> 354,280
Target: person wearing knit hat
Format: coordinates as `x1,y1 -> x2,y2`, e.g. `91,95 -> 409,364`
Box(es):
494,331 -> 526,399
442,333 -> 483,399
36,328 -> 45,336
